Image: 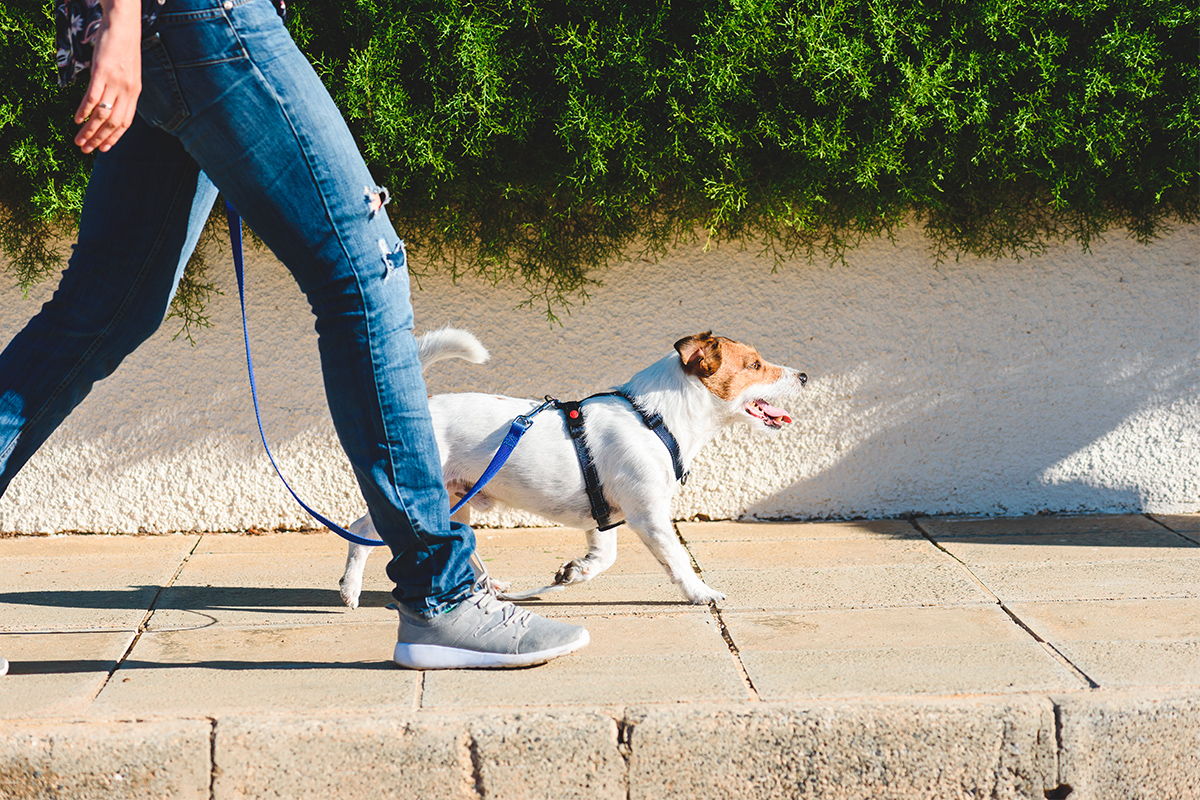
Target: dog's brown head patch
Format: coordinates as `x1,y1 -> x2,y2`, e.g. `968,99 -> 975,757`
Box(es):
675,332 -> 787,401
674,332 -> 722,378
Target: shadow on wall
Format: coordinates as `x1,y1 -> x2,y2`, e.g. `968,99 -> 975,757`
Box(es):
670,227 -> 1200,520
729,256 -> 1200,520
739,350 -> 1196,520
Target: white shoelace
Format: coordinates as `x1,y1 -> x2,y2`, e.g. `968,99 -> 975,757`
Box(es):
466,567 -> 533,631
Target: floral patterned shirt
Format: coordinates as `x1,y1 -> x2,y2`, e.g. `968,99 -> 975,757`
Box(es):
54,0 -> 287,87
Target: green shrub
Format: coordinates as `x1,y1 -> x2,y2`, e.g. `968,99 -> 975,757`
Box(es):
2,0 -> 1197,327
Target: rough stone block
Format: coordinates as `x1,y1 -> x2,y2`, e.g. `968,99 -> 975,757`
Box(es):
213,711 -> 627,799
1055,692 -> 1200,800
0,720 -> 210,800
626,699 -> 1057,800
468,711 -> 626,799
213,715 -> 464,799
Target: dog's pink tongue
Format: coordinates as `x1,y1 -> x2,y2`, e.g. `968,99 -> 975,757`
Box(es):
756,401 -> 792,424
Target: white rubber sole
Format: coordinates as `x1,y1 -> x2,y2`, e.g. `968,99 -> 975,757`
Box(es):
0,657 -> 7,676
393,629 -> 590,670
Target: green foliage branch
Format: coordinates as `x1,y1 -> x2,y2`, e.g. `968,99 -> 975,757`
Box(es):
2,0 -> 1197,329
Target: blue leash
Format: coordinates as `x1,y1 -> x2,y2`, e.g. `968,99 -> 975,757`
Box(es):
224,201 -> 536,547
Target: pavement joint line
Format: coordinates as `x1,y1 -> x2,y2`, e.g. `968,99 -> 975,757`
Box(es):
88,533 -> 204,706
1145,512 -> 1200,546
674,522 -> 761,701
908,518 -> 1101,691
710,603 -> 761,701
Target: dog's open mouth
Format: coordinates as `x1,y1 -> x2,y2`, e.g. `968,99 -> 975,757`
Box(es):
745,399 -> 792,428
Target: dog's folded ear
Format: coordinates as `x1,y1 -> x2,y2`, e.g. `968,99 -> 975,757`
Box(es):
674,331 -> 722,378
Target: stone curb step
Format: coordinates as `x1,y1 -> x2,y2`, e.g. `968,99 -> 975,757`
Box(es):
2,692 -> 1196,800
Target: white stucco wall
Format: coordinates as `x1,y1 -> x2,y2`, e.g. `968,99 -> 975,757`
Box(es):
1,221 -> 1196,533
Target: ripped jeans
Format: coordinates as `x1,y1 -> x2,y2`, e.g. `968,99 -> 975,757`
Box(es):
0,0 -> 476,615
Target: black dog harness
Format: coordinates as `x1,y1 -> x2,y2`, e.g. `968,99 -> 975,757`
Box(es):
550,391 -> 688,531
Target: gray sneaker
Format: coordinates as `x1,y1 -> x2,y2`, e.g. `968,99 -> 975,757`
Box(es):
391,590 -> 589,669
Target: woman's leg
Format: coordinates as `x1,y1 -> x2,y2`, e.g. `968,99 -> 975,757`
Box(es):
0,117 -> 217,496
139,0 -> 476,613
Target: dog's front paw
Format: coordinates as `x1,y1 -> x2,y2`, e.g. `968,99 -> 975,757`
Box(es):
554,559 -> 592,586
680,580 -> 726,605
339,576 -> 362,610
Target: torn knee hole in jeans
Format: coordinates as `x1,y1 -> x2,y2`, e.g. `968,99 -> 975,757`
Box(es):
365,185 -> 390,218
378,237 -> 407,279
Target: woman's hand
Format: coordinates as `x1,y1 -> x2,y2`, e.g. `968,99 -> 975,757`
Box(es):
74,0 -> 142,153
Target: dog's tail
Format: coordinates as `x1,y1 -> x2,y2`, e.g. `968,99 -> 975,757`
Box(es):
417,327 -> 489,371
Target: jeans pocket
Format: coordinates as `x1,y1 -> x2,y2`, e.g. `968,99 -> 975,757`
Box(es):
138,33 -> 189,132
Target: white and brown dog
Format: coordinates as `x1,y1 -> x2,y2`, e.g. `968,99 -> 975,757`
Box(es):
338,329 -> 806,606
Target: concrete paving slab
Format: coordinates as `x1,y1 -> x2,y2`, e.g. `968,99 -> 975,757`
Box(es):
678,519 -> 920,542
1055,641 -> 1200,688
743,644 -> 1084,699
0,631 -> 134,719
0,538 -> 195,631
422,614 -> 746,707
1008,598 -> 1200,642
919,513 -> 1165,539
724,604 -> 1082,697
724,605 -> 1030,651
0,719 -> 211,800
90,622 -> 418,717
425,653 -> 746,708
967,558 -> 1200,602
689,536 -> 948,570
626,698 -> 1058,800
147,551 -> 395,629
705,563 -> 991,611
933,530 -> 1200,564
1055,691 -> 1200,800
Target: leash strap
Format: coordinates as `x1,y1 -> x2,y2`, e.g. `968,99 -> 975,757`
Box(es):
226,202 -> 384,547
447,398 -> 555,516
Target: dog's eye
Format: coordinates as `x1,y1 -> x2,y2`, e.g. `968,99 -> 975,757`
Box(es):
751,361 -> 761,370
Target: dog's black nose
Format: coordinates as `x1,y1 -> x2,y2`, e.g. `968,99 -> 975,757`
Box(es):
797,372 -> 808,385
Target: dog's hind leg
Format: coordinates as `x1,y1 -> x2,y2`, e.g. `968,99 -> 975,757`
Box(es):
555,527 -> 618,585
339,514 -> 381,609
625,513 -> 725,605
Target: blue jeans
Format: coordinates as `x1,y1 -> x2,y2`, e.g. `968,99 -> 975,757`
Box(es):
0,0 -> 476,615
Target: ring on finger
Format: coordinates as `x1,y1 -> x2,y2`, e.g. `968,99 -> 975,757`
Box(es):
97,102 -> 114,110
